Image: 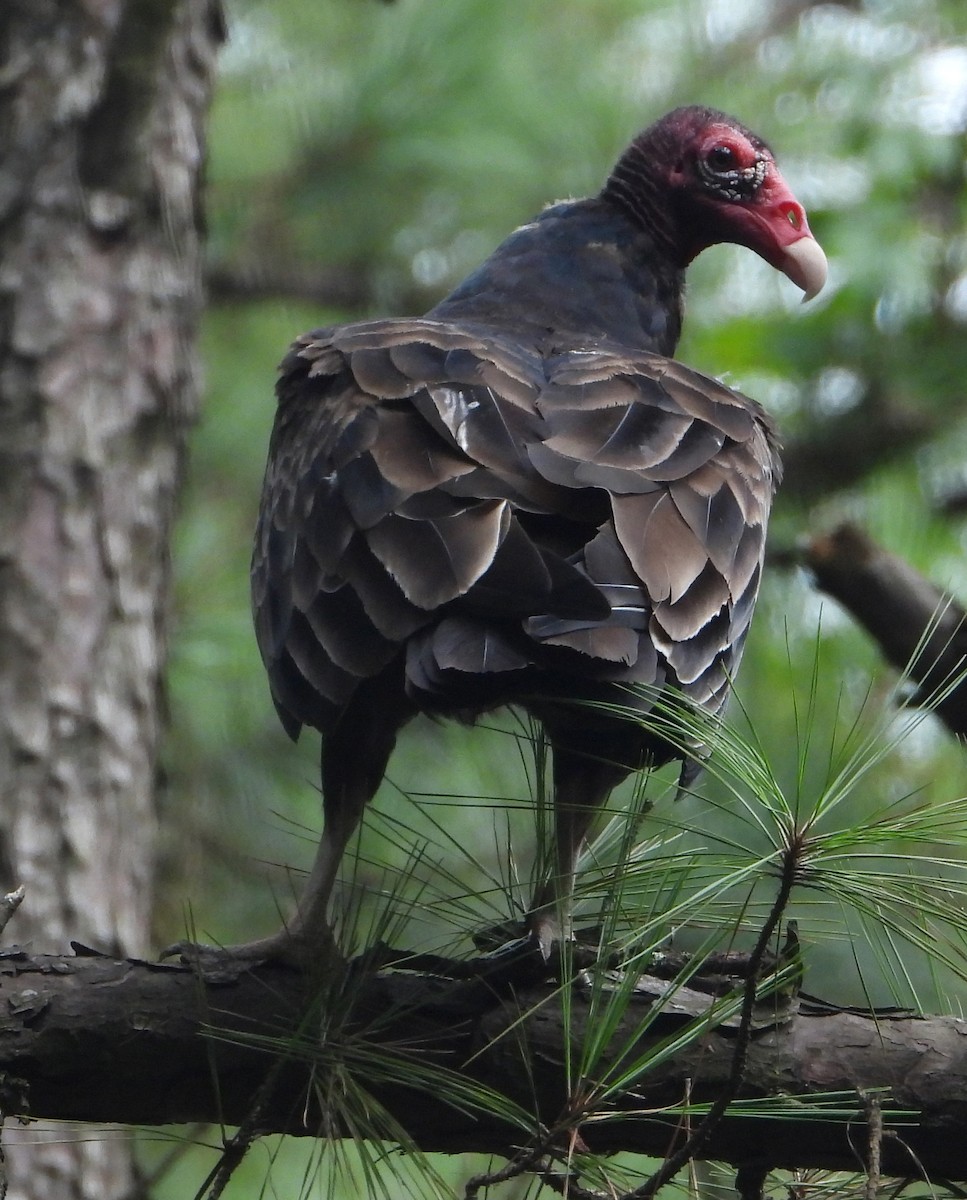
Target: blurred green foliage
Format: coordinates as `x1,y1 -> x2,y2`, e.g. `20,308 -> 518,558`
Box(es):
158,0 -> 967,1191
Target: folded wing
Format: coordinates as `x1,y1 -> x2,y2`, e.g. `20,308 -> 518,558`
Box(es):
252,319 -> 779,741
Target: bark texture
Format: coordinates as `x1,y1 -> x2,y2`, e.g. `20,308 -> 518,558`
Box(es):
0,2 -> 221,1195
0,950 -> 965,1183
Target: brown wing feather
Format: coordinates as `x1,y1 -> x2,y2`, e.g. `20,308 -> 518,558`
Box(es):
253,318 -> 779,747
254,319 -> 606,737
524,347 -> 779,721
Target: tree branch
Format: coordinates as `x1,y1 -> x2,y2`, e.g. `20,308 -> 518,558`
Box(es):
205,259 -> 437,318
3,947 -> 967,1179
805,523 -> 967,736
780,400 -> 938,505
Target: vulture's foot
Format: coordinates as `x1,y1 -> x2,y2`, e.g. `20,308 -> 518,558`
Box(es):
161,928 -> 340,981
469,917 -> 601,987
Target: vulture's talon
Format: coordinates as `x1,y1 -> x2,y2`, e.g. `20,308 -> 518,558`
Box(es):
159,940 -> 266,983
469,925 -> 600,988
471,933 -> 559,988
471,919 -> 529,955
159,933 -> 336,980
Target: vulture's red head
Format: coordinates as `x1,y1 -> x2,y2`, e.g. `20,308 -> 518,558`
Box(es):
606,106 -> 827,300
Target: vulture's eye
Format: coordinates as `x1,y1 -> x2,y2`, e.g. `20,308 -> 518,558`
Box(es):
696,137 -> 765,201
704,145 -> 736,174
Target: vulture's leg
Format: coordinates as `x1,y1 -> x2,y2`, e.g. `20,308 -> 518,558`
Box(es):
287,685 -> 416,959
528,738 -> 631,959
165,680 -> 412,972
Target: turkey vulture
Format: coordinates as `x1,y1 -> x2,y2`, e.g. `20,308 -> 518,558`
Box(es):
235,107 -> 826,967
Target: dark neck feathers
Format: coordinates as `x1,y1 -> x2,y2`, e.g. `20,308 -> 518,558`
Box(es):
601,141 -> 682,266
428,199 -> 685,357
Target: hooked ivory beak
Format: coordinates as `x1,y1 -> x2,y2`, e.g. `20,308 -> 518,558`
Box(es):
781,236 -> 828,302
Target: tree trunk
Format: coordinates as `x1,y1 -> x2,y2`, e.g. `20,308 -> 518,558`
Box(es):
0,1 -> 221,1195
